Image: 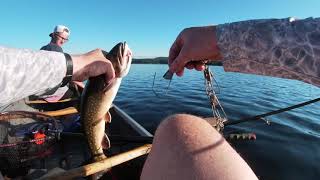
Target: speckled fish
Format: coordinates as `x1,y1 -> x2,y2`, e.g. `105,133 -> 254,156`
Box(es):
80,42 -> 132,163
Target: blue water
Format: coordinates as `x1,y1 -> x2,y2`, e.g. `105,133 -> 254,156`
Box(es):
114,64 -> 320,180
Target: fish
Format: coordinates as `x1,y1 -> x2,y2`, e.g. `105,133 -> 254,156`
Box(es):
80,42 -> 132,163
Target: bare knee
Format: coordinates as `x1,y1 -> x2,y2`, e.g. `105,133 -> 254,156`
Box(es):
142,114 -> 228,180
157,114 -> 210,132
154,114 -> 221,141
150,114 -> 224,155
142,114 -> 258,180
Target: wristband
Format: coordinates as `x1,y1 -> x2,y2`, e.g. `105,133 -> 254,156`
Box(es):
61,53 -> 73,87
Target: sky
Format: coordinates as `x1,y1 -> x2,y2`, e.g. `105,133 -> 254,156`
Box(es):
0,0 -> 320,57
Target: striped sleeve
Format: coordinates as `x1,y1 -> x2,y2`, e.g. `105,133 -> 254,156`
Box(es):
216,17 -> 320,87
0,46 -> 66,106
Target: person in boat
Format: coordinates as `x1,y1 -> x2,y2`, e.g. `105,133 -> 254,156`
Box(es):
37,25 -> 82,104
0,17 -> 319,180
140,17 -> 319,180
40,25 -> 70,53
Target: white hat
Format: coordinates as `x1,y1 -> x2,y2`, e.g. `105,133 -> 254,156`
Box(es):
49,25 -> 70,37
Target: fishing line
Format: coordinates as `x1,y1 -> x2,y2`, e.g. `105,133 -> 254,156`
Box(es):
152,71 -> 173,97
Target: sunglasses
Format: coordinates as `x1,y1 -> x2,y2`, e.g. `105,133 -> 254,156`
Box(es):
55,33 -> 69,41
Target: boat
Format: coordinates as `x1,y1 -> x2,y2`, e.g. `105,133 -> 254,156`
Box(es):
0,101 -> 153,180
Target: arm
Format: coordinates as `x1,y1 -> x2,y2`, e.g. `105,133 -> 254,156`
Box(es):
216,17 -> 320,86
168,17 -> 320,87
0,46 -> 66,106
0,47 -> 116,107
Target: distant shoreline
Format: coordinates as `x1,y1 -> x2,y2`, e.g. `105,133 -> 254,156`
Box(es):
132,57 -> 222,66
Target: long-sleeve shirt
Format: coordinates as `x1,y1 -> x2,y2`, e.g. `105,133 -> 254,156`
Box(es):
38,43 -> 70,102
0,46 -> 66,107
216,17 -> 320,87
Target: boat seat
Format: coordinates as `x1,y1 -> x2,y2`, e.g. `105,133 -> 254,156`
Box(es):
24,98 -> 80,116
41,106 -> 79,116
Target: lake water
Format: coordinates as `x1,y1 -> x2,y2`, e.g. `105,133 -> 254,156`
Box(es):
114,64 -> 320,180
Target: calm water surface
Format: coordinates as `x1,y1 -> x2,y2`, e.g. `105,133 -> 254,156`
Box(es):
114,64 -> 320,180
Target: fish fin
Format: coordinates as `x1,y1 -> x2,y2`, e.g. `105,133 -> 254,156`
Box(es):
102,133 -> 111,150
104,111 -> 112,124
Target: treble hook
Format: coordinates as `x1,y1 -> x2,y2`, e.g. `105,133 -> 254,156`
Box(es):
163,70 -> 174,80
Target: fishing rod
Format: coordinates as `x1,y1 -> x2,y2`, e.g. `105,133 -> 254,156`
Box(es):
224,97 -> 320,126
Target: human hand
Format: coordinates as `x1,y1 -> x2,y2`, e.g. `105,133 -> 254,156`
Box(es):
71,47 -> 132,84
168,26 -> 222,76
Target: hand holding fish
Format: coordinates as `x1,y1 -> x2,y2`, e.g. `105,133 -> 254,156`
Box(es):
71,48 -> 132,84
168,26 -> 222,77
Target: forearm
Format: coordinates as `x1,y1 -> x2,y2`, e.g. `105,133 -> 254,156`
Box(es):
216,17 -> 320,87
0,46 -> 66,106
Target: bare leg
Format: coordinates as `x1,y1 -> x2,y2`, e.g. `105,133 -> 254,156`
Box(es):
141,114 -> 258,180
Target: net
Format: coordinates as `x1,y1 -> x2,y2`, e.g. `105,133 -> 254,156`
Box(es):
0,112 -> 62,176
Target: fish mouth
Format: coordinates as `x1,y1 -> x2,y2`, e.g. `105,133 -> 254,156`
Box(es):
119,42 -> 132,77
103,42 -> 132,78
